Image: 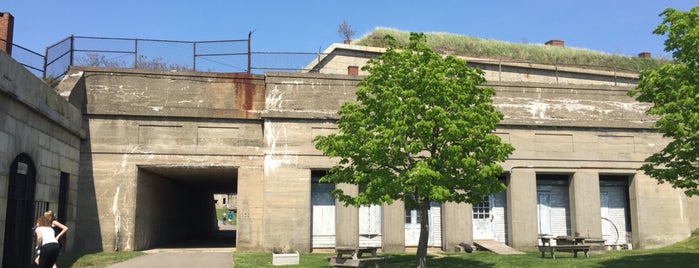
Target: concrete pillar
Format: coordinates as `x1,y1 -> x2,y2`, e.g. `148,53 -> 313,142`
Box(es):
236,167 -> 264,250
569,170 -> 601,238
0,12 -> 13,55
441,202 -> 471,251
629,172 -> 691,249
507,168 -> 538,249
381,201 -> 405,252
628,172 -> 640,249
335,183 -> 359,247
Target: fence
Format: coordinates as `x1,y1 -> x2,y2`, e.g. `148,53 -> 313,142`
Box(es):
42,34 -> 329,79
1,38 -> 45,78
4,34 -> 329,80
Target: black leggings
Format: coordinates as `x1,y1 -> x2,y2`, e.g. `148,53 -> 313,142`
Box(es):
39,242 -> 60,268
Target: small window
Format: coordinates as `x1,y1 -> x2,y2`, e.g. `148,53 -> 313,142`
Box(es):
472,196 -> 490,219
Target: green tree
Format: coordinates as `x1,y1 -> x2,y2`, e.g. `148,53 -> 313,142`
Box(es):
629,6 -> 699,196
314,33 -> 514,268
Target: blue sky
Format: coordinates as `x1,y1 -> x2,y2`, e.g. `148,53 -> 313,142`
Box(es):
3,1 -> 696,61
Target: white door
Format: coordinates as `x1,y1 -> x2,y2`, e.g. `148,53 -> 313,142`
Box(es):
472,195 -> 494,240
404,205 -> 437,246
537,191 -> 552,235
359,204 -> 381,247
405,208 -> 421,246
311,182 -> 335,248
600,186 -> 628,245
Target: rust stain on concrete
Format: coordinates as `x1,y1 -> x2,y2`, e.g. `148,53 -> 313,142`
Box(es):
216,72 -> 259,112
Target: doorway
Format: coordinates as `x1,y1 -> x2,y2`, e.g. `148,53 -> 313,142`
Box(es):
473,195 -> 494,240
2,153 -> 37,268
536,174 -> 571,239
311,170 -> 335,248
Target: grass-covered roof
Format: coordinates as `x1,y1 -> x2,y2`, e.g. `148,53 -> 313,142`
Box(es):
353,28 -> 669,72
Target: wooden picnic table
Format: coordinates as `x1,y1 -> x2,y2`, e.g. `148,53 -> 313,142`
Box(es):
328,246 -> 384,267
540,236 -> 586,246
539,236 -> 590,259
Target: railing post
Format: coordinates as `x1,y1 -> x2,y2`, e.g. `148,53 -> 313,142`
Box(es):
69,34 -> 74,68
43,46 -> 48,79
247,31 -> 252,74
193,41 -> 197,71
134,38 -> 138,68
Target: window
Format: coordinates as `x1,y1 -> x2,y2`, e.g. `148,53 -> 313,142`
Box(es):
472,196 -> 490,219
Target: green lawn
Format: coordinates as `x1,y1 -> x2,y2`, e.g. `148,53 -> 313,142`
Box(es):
233,249 -> 699,268
57,251 -> 144,268
217,207 -> 236,225
235,231 -> 699,268
59,230 -> 699,268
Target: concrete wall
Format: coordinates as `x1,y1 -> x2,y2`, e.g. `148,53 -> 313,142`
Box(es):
68,67 -> 267,252
259,70 -> 699,250
57,59 -> 699,254
0,51 -> 83,260
310,43 -> 639,87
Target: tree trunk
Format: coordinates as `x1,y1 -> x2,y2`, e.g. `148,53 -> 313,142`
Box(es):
415,199 -> 430,268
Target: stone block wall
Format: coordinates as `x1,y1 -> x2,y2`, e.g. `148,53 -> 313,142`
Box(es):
0,51 -> 83,260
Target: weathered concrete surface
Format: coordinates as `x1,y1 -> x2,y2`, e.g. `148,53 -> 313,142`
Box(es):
570,170 -> 602,238
491,82 -> 653,129
68,67 -> 267,252
59,56 -> 699,255
309,43 -> 638,87
0,51 -> 83,263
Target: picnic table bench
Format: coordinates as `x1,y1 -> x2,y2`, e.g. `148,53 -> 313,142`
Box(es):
327,246 -> 384,267
538,236 -> 590,259
538,245 -> 590,259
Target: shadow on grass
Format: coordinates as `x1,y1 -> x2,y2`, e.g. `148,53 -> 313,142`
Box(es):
57,252 -> 83,267
382,254 -> 494,268
598,252 -> 699,268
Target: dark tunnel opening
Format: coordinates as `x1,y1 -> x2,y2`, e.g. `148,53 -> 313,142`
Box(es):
135,165 -> 238,250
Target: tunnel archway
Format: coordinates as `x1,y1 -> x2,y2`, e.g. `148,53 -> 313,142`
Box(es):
134,165 -> 238,250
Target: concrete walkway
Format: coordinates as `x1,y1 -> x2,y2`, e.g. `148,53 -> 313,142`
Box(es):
107,222 -> 236,268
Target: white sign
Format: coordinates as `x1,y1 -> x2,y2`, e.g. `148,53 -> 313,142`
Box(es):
17,162 -> 28,175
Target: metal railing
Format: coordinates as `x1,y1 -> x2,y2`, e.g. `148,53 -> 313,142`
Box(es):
0,38 -> 45,78
4,34 -> 332,80
44,35 -> 252,79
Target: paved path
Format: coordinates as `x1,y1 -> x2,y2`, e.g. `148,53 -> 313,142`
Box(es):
107,222 -> 236,268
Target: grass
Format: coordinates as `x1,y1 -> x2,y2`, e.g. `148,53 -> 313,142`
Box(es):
217,207 -> 236,225
352,27 -> 671,73
57,251 -> 144,268
232,249 -> 699,268
59,230 -> 699,267
234,230 -> 699,267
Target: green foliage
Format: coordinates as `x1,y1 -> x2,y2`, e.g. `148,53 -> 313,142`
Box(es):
42,76 -> 60,88
628,6 -> 699,196
315,32 -> 513,207
314,32 -> 514,267
355,28 -> 670,72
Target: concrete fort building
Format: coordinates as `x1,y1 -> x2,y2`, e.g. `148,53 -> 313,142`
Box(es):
3,26 -> 699,265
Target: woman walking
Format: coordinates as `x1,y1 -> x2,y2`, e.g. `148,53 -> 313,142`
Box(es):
34,212 -> 68,268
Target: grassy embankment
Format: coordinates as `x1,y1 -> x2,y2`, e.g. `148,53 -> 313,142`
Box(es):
353,27 -> 670,73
